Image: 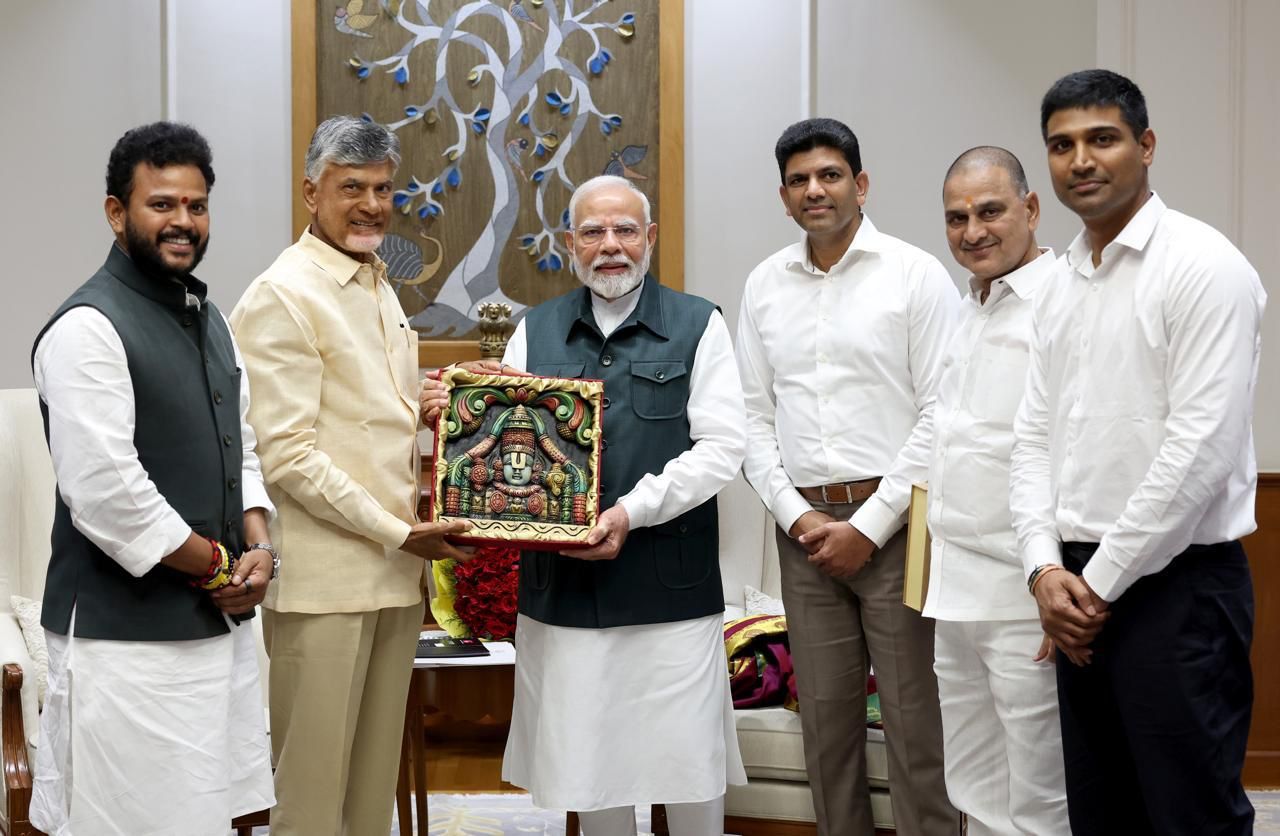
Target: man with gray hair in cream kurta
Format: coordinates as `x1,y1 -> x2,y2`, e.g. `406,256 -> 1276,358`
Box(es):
431,175 -> 747,835
231,115 -> 472,836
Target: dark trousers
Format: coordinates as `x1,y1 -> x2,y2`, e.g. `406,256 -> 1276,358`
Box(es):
1057,541 -> 1254,836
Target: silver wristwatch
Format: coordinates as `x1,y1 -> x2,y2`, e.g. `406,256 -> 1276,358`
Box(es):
245,543 -> 280,579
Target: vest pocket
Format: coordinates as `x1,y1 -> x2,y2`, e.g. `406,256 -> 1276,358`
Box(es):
651,512 -> 714,589
531,363 -> 586,379
629,360 -> 689,420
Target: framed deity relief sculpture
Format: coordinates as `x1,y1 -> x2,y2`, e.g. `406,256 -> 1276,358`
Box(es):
428,367 -> 603,548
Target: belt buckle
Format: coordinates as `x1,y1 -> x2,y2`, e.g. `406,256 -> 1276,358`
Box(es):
821,483 -> 853,504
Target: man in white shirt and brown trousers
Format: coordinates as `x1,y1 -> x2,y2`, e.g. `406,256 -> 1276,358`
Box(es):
1011,69 -> 1266,835
737,118 -> 962,836
231,116 -> 471,835
928,146 -> 1069,836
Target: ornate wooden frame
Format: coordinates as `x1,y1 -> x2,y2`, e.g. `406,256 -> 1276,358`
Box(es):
428,367 -> 603,548
290,0 -> 685,370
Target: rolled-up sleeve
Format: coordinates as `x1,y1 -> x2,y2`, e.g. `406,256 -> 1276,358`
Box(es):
33,309 -> 191,577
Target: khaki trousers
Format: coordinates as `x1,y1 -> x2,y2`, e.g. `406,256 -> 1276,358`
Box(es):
776,499 -> 959,836
263,602 -> 422,836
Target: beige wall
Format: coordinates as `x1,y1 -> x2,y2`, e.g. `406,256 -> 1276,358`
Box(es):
2,0 -> 1276,466
0,0 -> 291,390
684,0 -> 1280,469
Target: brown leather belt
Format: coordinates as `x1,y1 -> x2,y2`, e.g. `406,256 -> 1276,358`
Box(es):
797,478 -> 882,504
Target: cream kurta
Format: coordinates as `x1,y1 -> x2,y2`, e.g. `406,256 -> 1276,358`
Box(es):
230,229 -> 424,613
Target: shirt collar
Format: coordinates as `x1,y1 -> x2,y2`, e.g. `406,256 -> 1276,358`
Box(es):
297,226 -> 386,287
787,214 -> 885,274
570,273 -> 668,341
968,247 -> 1055,303
1065,191 -> 1166,272
103,242 -> 209,312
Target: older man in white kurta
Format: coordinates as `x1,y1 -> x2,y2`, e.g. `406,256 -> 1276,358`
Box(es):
498,176 -> 746,836
928,147 -> 1068,836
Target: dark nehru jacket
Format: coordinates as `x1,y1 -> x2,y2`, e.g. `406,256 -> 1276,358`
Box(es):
32,245 -> 247,641
521,275 -> 723,628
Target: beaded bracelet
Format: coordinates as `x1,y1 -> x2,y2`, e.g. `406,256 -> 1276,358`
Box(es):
191,538 -> 235,591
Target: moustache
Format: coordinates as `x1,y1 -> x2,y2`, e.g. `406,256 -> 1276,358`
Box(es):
592,256 -> 635,271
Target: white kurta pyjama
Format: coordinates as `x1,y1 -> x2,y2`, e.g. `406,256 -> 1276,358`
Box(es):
30,303 -> 275,835
499,283 -> 748,812
502,613 -> 746,811
31,614 -> 274,836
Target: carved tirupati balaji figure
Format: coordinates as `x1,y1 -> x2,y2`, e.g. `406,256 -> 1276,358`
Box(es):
441,383 -> 594,532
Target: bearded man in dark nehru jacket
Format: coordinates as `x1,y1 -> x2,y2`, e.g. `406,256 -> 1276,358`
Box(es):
29,121 -> 276,835
426,174 -> 747,836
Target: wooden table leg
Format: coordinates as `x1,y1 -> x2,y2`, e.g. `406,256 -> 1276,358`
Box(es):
651,803 -> 669,834
408,668 -> 429,836
565,811 -> 580,835
395,716 -> 412,836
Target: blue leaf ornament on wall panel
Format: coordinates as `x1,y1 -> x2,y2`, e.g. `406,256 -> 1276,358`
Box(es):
316,0 -> 662,340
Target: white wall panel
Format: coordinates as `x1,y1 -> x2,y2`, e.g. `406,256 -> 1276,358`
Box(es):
684,0 -> 809,333
814,0 -> 1097,285
0,1 -> 162,388
170,0 -> 293,314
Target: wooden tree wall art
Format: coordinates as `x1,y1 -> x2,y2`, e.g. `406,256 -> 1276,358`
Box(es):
428,367 -> 603,548
300,0 -> 683,366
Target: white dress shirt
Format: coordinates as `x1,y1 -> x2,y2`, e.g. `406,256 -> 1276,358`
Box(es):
33,307 -> 272,578
737,216 -> 963,545
1010,194 -> 1266,601
924,250 -> 1054,622
504,282 -> 747,531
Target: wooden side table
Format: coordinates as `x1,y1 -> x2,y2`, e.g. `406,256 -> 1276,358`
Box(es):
395,640 -> 517,836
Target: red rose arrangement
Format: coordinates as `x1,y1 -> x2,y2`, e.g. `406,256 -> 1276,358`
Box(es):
431,545 -> 520,641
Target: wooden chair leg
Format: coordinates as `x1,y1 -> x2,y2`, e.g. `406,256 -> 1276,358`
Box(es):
235,827 -> 253,836
565,810 -> 580,835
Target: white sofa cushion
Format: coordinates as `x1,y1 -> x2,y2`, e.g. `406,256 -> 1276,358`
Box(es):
744,584 -> 784,616
9,595 -> 47,705
735,706 -> 891,788
735,706 -> 807,782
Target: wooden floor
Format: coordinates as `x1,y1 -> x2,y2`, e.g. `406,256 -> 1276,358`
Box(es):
424,736 -> 518,792
423,737 -> 892,835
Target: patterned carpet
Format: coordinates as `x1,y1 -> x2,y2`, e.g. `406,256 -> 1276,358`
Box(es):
235,789 -> 1280,834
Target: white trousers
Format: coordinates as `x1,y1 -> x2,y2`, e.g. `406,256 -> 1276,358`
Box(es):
30,616 -> 274,836
578,796 -> 725,836
933,619 -> 1069,836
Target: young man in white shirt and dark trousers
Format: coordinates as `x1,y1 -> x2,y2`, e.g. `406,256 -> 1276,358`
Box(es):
1011,69 -> 1266,835
928,146 -> 1068,836
737,118 -> 962,836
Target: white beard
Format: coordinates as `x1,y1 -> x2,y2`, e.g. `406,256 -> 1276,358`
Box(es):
575,248 -> 651,300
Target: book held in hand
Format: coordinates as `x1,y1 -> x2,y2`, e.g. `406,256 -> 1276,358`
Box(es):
415,636 -> 492,658
903,482 -> 932,612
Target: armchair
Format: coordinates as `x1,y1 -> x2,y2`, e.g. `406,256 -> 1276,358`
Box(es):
717,475 -> 895,833
0,389 -> 55,836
